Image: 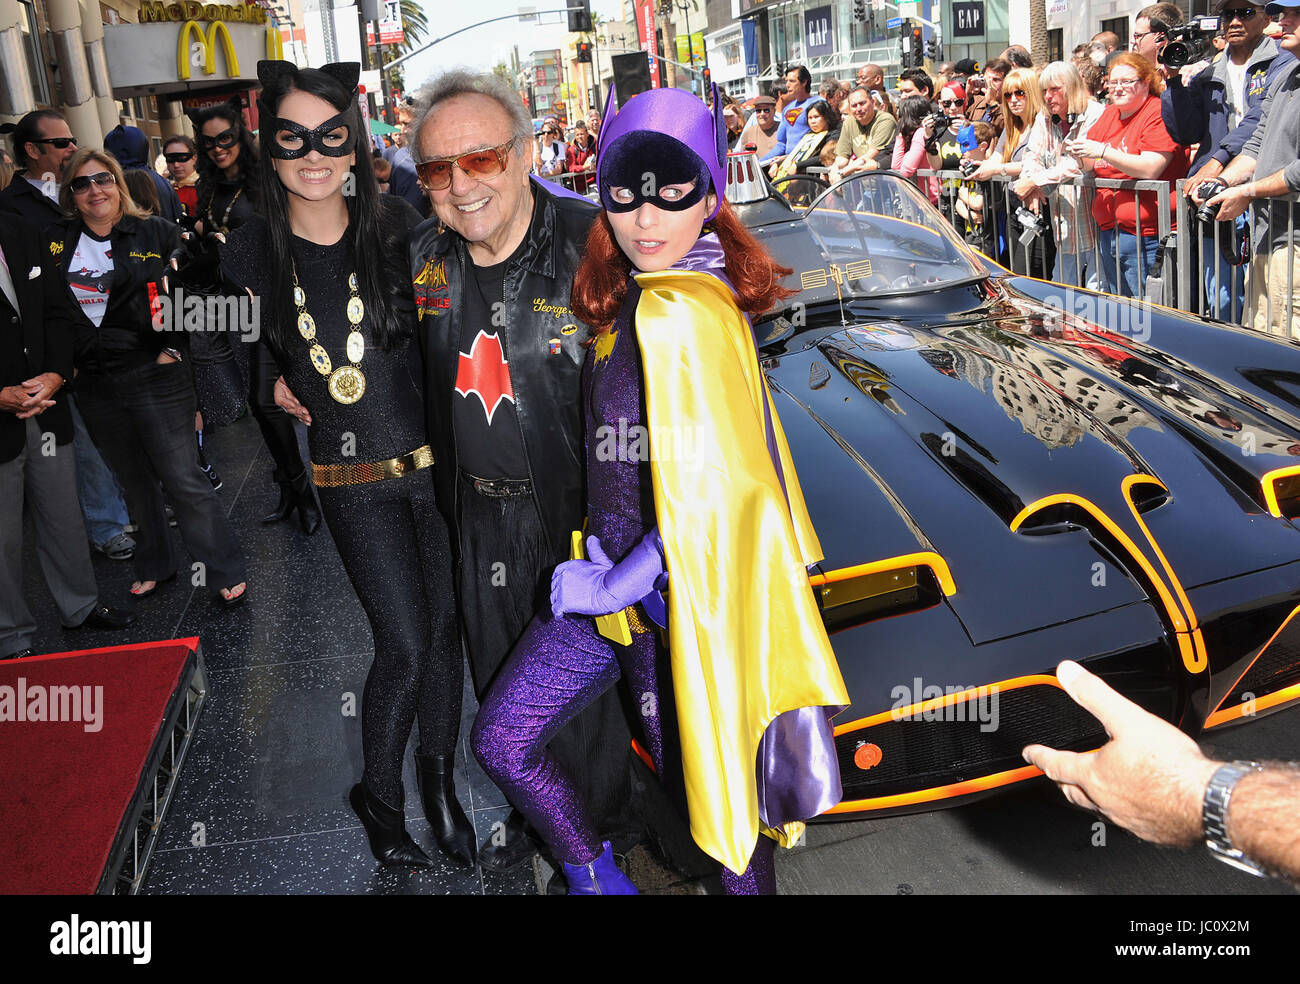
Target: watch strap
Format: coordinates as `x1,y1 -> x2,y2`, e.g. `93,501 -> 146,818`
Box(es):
1203,760 -> 1266,876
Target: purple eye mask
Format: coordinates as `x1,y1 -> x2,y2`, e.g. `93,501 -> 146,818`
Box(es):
599,131 -> 711,213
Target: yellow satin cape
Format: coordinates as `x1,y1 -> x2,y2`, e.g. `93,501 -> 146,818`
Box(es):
632,269 -> 850,876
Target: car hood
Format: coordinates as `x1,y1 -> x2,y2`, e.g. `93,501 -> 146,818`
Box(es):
765,286 -> 1300,645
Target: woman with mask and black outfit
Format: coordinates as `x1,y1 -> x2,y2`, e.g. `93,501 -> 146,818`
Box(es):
189,100 -> 320,534
203,60 -> 470,869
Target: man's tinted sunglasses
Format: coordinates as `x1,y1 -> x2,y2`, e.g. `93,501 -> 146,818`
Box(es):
415,138 -> 516,191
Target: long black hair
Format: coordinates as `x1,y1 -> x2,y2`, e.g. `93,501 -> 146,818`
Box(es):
189,99 -> 259,196
254,62 -> 410,355
897,94 -> 933,146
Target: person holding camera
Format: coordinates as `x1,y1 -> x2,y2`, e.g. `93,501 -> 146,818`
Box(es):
1018,61 -> 1107,289
1133,2 -> 1186,65
1067,53 -> 1189,298
970,69 -> 1055,279
891,95 -> 942,203
1205,3 -> 1300,336
1164,1 -> 1283,317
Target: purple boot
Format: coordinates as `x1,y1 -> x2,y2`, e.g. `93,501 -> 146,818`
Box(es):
562,842 -> 639,895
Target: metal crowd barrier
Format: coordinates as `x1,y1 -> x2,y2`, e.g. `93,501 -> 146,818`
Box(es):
1173,178 -> 1300,338
912,169 -> 1174,307
538,169 -> 598,199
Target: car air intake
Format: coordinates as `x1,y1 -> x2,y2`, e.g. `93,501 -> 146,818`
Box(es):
833,680 -> 1107,807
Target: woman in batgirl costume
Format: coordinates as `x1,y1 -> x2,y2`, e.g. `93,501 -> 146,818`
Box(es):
471,86 -> 848,894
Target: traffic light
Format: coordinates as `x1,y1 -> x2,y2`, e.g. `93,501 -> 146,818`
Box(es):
577,41 -> 592,63
703,67 -> 712,90
852,0 -> 866,22
910,26 -> 923,67
568,0 -> 592,33
899,20 -> 911,68
925,37 -> 937,61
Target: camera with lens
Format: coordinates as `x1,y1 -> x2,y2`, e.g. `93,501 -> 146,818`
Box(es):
1194,179 -> 1228,223
1015,206 -> 1048,245
1159,17 -> 1220,70
930,110 -> 954,134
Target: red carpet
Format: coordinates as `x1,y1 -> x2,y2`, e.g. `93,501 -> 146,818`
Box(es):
0,638 -> 198,894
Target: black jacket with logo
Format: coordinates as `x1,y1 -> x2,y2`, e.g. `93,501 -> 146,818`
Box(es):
42,214 -> 183,376
409,181 -> 597,560
0,222 -> 77,462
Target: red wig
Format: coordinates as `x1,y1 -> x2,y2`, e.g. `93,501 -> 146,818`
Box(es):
571,200 -> 796,332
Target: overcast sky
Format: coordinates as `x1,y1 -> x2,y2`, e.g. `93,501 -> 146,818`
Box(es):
398,0 -> 632,85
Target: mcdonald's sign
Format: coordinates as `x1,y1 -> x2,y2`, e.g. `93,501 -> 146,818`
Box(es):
177,20 -> 239,80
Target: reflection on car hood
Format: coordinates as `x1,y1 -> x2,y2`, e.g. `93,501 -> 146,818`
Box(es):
764,286 -> 1300,647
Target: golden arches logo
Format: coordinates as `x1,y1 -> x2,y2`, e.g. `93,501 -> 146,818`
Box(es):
177,20 -> 239,81
266,25 -> 284,60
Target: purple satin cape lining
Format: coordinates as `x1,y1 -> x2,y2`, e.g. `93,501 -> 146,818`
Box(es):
641,234 -> 844,828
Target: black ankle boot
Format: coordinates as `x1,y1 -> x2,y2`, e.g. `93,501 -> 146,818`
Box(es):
287,467 -> 322,536
260,468 -> 294,524
348,781 -> 434,869
415,752 -> 476,868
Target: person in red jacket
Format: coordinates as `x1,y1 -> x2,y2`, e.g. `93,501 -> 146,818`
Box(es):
565,119 -> 597,194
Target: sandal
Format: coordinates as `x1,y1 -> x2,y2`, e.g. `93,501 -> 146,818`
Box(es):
130,573 -> 176,598
216,582 -> 249,609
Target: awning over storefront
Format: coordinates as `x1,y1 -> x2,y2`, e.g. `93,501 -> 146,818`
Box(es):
103,3 -> 285,99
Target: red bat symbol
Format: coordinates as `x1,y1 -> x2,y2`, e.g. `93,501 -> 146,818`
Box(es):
455,330 -> 515,425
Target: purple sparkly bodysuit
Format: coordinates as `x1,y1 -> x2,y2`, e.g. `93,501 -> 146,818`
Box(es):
471,240 -> 776,893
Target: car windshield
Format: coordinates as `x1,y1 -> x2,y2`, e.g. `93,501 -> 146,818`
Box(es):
800,172 -> 985,295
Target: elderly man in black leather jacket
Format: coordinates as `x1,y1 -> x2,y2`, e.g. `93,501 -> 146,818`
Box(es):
406,70 -> 639,873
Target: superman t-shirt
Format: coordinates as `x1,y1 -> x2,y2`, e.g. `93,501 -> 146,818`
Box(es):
454,242 -> 529,481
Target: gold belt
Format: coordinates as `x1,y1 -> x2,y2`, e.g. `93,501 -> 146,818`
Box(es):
312,445 -> 434,488
624,602 -> 655,635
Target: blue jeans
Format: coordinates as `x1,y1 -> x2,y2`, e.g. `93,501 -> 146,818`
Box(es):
1200,231 -> 1247,321
69,395 -> 130,547
1096,227 -> 1160,299
1053,251 -> 1091,289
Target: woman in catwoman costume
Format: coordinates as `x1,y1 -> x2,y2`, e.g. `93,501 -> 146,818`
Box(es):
189,98 -> 320,535
471,87 -> 849,894
218,61 -> 471,868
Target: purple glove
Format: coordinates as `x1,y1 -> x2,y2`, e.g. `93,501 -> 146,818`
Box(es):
551,532 -> 665,618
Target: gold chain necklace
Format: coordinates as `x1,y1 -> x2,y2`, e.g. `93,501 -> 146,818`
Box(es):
204,186 -> 242,235
292,264 -> 367,405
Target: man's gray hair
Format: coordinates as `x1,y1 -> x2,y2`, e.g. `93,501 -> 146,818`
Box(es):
410,69 -> 534,158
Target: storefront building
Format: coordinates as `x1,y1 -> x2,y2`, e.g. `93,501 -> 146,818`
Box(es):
2,0 -> 302,163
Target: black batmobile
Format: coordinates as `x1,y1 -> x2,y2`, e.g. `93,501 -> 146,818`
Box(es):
730,168 -> 1300,820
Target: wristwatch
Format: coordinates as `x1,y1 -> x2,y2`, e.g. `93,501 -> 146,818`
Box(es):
1202,760 -> 1266,876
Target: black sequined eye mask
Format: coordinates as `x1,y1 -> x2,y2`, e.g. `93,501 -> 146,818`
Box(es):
266,112 -> 356,159
599,131 -> 711,213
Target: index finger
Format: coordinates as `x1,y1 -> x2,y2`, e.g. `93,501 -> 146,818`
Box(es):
1054,660 -> 1148,740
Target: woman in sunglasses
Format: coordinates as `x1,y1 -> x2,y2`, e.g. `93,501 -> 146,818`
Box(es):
188,99 -> 320,536
971,67 -> 1055,278
534,121 -> 567,178
470,87 -> 848,894
46,149 -> 248,608
213,60 -> 469,870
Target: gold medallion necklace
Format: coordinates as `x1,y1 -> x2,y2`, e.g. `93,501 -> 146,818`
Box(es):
292,264 -> 367,405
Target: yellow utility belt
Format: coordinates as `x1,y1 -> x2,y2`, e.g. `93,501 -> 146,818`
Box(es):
312,445 -> 434,488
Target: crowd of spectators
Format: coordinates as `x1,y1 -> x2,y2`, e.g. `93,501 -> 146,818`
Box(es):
735,0 -> 1300,335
